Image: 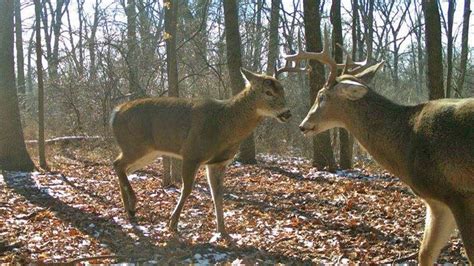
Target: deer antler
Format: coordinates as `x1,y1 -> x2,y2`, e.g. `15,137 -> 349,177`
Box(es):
274,57 -> 310,78
335,43 -> 370,76
283,30 -> 338,86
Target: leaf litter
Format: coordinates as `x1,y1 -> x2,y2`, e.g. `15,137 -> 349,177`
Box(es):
0,153 -> 468,264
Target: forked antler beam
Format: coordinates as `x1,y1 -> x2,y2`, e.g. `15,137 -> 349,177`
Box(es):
274,59 -> 310,78
336,43 -> 370,76
282,29 -> 339,86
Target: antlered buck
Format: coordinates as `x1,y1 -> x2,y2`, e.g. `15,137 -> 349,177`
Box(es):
111,68 -> 292,237
288,35 -> 474,265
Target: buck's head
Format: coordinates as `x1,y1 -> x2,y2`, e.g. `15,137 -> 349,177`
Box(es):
283,34 -> 383,136
299,63 -> 383,136
240,68 -> 292,123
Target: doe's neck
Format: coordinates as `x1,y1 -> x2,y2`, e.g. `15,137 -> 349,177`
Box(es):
224,85 -> 263,139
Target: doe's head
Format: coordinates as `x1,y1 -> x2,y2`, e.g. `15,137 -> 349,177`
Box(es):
241,68 -> 291,123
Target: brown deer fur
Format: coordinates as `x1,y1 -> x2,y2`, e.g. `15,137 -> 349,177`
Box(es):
111,68 -> 291,236
299,63 -> 474,265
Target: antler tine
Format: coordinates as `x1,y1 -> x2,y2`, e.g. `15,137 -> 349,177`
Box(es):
336,43 -> 369,75
283,27 -> 338,86
274,55 -> 310,78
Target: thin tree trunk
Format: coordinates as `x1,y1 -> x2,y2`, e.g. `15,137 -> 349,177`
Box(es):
456,0 -> 471,97
0,0 -> 34,171
331,0 -> 358,169
14,0 -> 25,94
303,0 -> 336,171
422,0 -> 444,99
446,0 -> 455,98
76,0 -> 84,76
126,0 -> 143,99
224,0 -> 257,164
34,0 -> 47,169
252,0 -> 263,71
266,0 -> 281,75
88,0 -> 100,79
366,0 -> 374,62
163,0 -> 181,186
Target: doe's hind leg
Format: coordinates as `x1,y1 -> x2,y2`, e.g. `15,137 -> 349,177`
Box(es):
113,150 -> 158,218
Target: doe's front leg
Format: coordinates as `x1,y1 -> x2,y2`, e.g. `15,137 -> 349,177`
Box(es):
206,161 -> 229,236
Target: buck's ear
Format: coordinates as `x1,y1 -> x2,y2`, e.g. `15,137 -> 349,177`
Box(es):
335,79 -> 368,100
241,67 -> 258,83
354,61 -> 384,83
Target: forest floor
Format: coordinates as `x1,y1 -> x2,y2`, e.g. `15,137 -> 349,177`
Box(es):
0,145 -> 468,264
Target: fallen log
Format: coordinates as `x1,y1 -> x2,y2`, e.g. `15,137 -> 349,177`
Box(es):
25,136 -> 107,146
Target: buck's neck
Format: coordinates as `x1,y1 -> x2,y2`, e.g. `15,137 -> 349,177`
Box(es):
341,90 -> 418,180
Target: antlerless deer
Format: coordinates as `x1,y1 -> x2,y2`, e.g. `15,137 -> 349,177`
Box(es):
110,68 -> 291,237
287,34 -> 474,265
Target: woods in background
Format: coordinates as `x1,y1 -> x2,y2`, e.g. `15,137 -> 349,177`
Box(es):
1,0 -> 473,172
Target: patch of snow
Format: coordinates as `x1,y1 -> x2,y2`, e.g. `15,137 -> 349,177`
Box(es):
224,210 -> 236,217
164,187 -> 180,193
136,225 -> 150,235
127,174 -> 148,180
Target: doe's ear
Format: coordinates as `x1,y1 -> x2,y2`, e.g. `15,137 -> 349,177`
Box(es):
335,79 -> 369,101
241,67 -> 258,83
354,61 -> 384,84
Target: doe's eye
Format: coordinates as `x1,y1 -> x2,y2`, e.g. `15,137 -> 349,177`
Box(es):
263,79 -> 273,86
265,90 -> 274,97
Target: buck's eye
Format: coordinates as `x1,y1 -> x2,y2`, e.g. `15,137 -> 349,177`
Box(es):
263,79 -> 273,86
265,90 -> 274,97
319,94 -> 326,101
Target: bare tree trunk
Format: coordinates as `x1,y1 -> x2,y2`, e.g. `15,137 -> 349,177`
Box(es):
34,0 -> 47,169
303,0 -> 336,171
266,0 -> 280,75
14,0 -> 25,94
445,0 -> 455,98
365,0 -> 374,61
0,0 -> 34,171
26,32 -> 34,93
251,0 -> 263,71
352,0 -> 363,59
76,0 -> 85,76
163,0 -> 181,186
224,0 -> 257,164
88,0 -> 100,79
331,0 -> 352,170
422,0 -> 444,99
409,3 -> 425,95
125,0 -> 144,99
456,0 -> 471,97
333,0 -> 352,169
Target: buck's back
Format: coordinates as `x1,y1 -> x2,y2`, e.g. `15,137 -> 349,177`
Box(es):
411,98 -> 474,194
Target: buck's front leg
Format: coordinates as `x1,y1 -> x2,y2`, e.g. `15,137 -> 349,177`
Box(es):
169,160 -> 199,233
418,199 -> 456,266
206,161 -> 229,236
